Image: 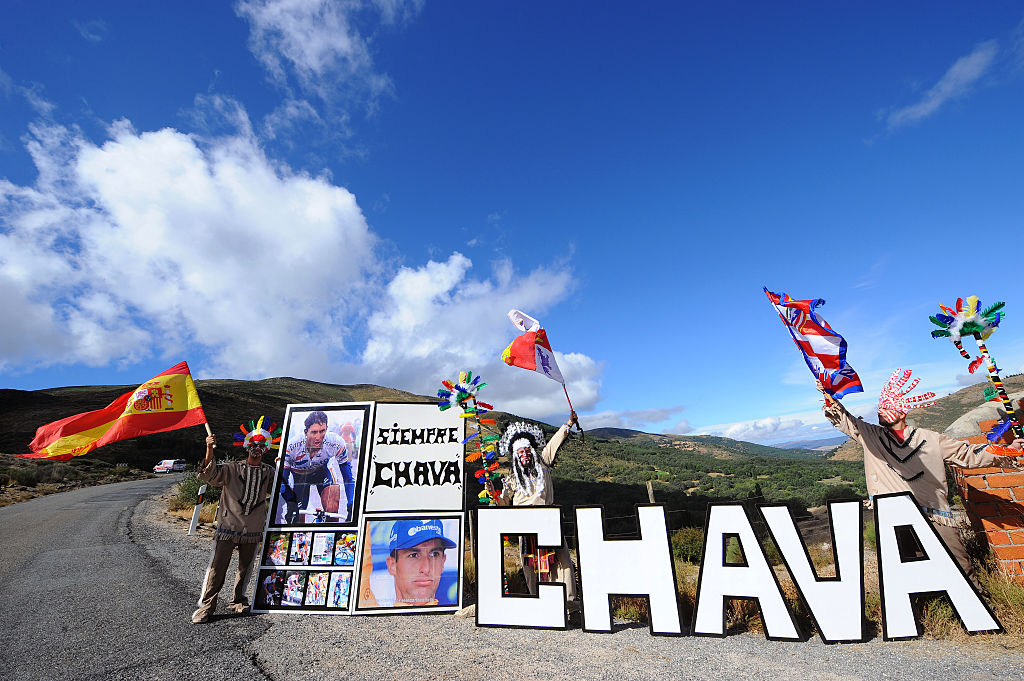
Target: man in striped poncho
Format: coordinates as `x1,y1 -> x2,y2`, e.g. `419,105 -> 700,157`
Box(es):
191,426 -> 276,624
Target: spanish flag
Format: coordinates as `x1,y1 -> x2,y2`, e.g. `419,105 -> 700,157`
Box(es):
23,361 -> 208,461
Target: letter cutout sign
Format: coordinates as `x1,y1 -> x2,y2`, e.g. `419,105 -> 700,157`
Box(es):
692,503 -> 802,640
575,505 -> 682,635
760,501 -> 865,643
476,507 -> 568,629
874,492 -> 1001,640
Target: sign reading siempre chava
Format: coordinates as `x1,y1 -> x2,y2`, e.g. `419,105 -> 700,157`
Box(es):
252,401 -> 464,615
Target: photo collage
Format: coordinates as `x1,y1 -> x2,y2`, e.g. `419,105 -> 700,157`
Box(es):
252,401 -> 466,615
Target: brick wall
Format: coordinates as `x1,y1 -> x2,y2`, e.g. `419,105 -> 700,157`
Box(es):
952,418 -> 1024,582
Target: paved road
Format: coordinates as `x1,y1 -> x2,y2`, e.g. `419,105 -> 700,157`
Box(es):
3,478 -> 1024,681
0,477 -> 269,681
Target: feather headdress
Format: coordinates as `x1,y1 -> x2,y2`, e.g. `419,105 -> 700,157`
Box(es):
233,415 -> 282,452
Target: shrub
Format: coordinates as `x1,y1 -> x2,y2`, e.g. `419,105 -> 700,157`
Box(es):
170,471 -> 221,511
9,467 -> 39,487
671,526 -> 704,563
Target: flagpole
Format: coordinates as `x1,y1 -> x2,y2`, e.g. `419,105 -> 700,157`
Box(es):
563,384 -> 584,443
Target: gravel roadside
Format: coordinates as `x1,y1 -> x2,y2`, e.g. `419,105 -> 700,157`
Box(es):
131,493 -> 1024,681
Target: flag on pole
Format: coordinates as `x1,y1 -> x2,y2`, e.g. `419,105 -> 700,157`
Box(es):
764,288 -> 863,398
23,361 -> 208,461
500,309 -> 565,384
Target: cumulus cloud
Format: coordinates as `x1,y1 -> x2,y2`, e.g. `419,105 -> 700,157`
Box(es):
0,115 -> 376,377
886,40 -> 998,130
956,372 -> 988,386
0,110 -> 599,420
356,253 -> 600,417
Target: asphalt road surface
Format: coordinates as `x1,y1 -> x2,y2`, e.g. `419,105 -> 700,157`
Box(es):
3,477 -> 1024,681
0,476 -> 269,681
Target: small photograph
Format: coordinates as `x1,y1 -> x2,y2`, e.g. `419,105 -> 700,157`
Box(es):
328,572 -> 352,609
310,533 -> 336,566
356,517 -> 461,610
263,533 -> 290,566
271,405 -> 369,526
282,571 -> 306,606
289,531 -> 312,565
334,532 -> 357,566
304,571 -> 331,606
257,568 -> 285,607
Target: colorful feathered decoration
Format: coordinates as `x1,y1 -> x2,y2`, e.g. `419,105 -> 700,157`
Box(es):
968,356 -> 985,374
437,371 -> 504,504
929,296 -> 1004,342
233,415 -> 282,452
986,419 -> 1014,443
877,368 -> 936,422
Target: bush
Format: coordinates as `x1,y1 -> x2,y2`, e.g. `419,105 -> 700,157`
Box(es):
671,526 -> 705,563
170,471 -> 221,511
8,467 -> 39,487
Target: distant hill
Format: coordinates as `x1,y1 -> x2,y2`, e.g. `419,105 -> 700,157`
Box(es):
586,427 -> 825,460
829,373 -> 1024,461
771,435 -> 849,451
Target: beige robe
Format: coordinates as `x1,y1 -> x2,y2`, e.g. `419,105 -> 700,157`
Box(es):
824,400 -> 1019,526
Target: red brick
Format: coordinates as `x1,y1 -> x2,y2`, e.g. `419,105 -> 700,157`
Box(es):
1009,530 -> 1024,545
964,502 -> 1000,517
986,530 -> 1012,546
970,488 -> 1015,504
962,476 -> 991,491
961,467 -> 1008,476
987,473 -> 1024,488
992,545 -> 1024,560
981,516 -> 1023,532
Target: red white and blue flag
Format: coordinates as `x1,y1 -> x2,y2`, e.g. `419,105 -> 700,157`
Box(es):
764,288 -> 863,398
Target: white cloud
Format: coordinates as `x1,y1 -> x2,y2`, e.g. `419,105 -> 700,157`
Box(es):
235,0 -> 414,109
0,117 -> 376,377
356,253 -> 600,418
886,40 -> 998,130
0,113 -> 599,421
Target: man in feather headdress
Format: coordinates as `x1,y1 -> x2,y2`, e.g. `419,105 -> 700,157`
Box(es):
191,420 -> 276,623
496,412 -> 579,605
817,369 -> 1023,587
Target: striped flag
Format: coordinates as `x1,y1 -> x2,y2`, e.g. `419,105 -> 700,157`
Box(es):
764,288 -> 863,398
500,309 -> 565,384
23,361 -> 208,460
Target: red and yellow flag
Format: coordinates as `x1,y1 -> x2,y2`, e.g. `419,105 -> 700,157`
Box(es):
23,361 -> 208,461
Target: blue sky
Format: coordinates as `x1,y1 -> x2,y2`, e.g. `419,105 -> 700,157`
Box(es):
2,2 -> 1024,445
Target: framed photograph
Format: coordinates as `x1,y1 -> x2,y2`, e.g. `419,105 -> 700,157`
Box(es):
269,403 -> 373,527
288,531 -> 312,565
328,572 -> 353,609
256,568 -> 285,608
304,571 -> 331,606
354,514 -> 463,613
310,532 -> 336,565
263,533 -> 290,566
282,570 -> 307,606
334,532 -> 357,566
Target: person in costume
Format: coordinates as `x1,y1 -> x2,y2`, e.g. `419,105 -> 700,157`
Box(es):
495,412 -> 580,605
385,519 -> 456,606
282,410 -> 355,523
191,419 -> 277,624
817,369 -> 1023,587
